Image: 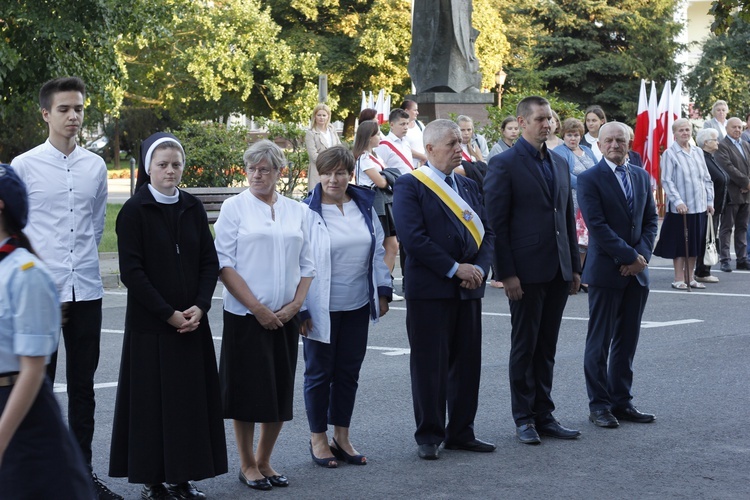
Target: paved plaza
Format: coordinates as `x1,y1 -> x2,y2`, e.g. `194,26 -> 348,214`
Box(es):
50,252 -> 750,499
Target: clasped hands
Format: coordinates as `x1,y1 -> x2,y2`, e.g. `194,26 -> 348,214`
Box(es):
167,306 -> 204,333
620,254 -> 648,276
253,301 -> 302,331
456,263 -> 484,290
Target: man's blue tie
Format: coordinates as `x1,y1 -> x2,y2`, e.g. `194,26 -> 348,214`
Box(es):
616,165 -> 633,213
445,175 -> 453,189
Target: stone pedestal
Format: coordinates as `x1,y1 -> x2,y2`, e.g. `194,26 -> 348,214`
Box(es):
406,92 -> 496,126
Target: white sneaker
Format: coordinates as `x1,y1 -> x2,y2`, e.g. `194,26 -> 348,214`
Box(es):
693,275 -> 719,283
392,292 -> 404,302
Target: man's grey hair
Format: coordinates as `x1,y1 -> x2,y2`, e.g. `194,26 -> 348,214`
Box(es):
597,121 -> 629,139
696,127 -> 718,148
456,115 -> 473,125
423,119 -> 460,150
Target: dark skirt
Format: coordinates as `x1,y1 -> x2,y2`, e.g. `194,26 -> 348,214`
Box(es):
220,310 -> 300,422
379,207 -> 397,238
0,379 -> 95,499
109,323 -> 228,484
654,212 -> 707,258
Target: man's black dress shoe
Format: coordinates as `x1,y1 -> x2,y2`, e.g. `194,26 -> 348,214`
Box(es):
612,406 -> 655,423
262,474 -> 289,487
443,438 -> 497,452
589,409 -> 619,428
167,482 -> 206,499
721,262 -> 733,272
141,484 -> 178,500
238,470 -> 272,491
516,423 -> 541,444
417,443 -> 440,460
737,262 -> 750,270
537,420 -> 581,439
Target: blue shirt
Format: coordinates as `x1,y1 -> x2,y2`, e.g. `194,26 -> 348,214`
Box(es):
0,244 -> 61,372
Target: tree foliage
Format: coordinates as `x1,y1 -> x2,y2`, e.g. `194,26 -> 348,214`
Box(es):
685,14 -> 750,117
710,0 -> 750,34
117,0 -> 320,124
175,122 -> 248,188
473,0 -> 512,91
265,0 -> 412,126
501,0 -> 682,122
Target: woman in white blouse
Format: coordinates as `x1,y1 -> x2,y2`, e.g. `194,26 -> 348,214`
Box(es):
654,118 -> 715,290
301,146 -> 392,468
215,140 -> 315,491
305,104 -> 341,193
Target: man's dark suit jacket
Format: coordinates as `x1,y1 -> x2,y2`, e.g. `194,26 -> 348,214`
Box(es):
392,171 -> 494,299
577,161 -> 658,288
484,136 -> 580,283
716,137 -> 750,205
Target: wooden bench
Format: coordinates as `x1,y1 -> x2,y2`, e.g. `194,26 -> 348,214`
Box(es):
183,187 -> 246,223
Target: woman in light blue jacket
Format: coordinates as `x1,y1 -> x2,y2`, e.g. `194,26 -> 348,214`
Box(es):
301,146 -> 392,469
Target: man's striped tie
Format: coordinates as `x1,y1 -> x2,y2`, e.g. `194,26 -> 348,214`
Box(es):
616,165 -> 633,213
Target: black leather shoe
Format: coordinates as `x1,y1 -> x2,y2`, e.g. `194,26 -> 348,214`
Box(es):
238,470 -> 272,491
721,262 -> 733,272
166,482 -> 205,499
589,409 -> 619,428
516,423 -> 541,444
262,474 -> 289,487
737,262 -> 750,270
141,484 -> 178,500
537,420 -> 581,439
443,438 -> 496,452
612,405 -> 655,423
417,443 -> 440,460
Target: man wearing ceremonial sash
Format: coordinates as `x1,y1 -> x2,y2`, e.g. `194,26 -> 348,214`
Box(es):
375,109 -> 414,175
485,96 -> 582,445
393,119 -> 496,460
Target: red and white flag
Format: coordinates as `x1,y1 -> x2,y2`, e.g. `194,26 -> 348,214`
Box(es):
632,79 -> 649,167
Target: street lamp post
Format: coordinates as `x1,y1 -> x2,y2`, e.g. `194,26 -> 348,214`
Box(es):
495,69 -> 507,108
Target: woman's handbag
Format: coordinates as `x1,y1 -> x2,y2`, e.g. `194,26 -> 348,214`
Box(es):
704,215 -> 719,266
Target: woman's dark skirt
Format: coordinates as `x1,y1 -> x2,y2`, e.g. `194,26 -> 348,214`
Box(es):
0,379 -> 95,499
379,209 -> 397,237
654,212 -> 707,258
220,310 -> 299,422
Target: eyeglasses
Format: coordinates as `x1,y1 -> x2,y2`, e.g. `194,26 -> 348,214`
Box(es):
247,166 -> 276,176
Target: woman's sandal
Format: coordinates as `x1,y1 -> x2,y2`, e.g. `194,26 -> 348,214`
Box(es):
671,281 -> 688,290
309,440 -> 338,468
689,280 -> 706,289
330,437 -> 367,465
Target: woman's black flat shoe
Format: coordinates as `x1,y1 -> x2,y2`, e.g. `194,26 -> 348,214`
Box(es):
263,474 -> 289,487
330,438 -> 367,465
309,440 -> 338,468
238,470 -> 272,490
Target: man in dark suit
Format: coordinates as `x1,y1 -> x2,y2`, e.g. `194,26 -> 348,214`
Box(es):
484,96 -> 581,445
577,122 -> 659,428
393,119 -> 496,460
715,117 -> 750,271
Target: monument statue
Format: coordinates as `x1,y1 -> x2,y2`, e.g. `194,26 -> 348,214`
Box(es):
409,0 -> 483,94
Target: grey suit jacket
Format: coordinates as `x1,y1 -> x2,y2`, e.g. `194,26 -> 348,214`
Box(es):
716,136 -> 750,205
703,118 -> 727,140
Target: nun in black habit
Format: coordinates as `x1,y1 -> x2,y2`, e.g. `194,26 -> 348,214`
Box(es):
109,133 -> 227,499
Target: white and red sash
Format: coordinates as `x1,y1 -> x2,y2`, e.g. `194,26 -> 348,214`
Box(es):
368,153 -> 385,170
380,140 -> 414,171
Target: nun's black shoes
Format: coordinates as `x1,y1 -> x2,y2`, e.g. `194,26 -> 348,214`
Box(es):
330,437 -> 367,465
166,481 -> 206,499
309,440 -> 338,468
141,484 -> 178,500
238,470 -> 272,491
